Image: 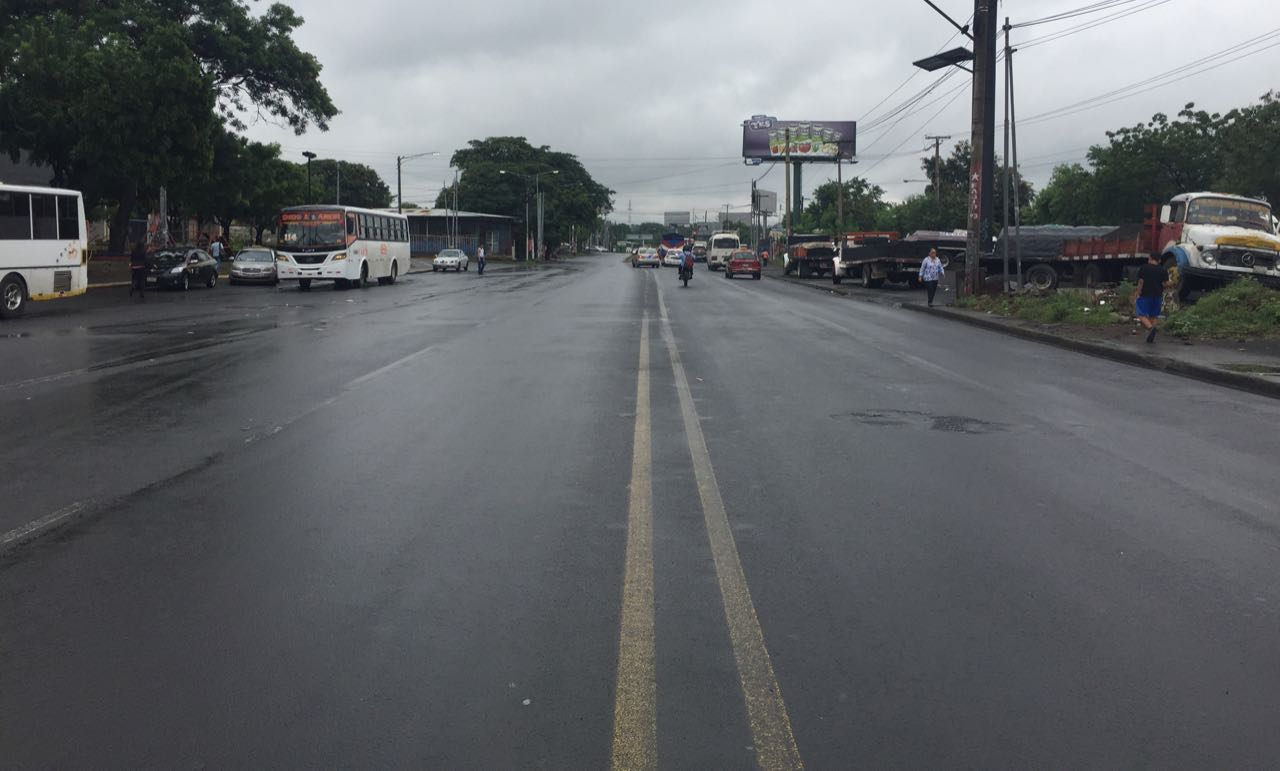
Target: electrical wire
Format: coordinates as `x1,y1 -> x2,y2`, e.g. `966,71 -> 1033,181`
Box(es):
858,13 -> 973,126
1011,0 -> 1153,29
861,84 -> 970,177
1016,0 -> 1175,49
1017,28 -> 1280,126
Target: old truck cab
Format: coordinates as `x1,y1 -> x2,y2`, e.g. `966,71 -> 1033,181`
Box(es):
1159,192 -> 1280,295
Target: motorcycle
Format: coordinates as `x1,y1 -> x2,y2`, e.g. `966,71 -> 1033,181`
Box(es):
679,262 -> 693,287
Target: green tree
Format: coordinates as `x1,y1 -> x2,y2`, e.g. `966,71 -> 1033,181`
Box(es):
801,177 -> 889,235
439,137 -> 613,254
0,0 -> 337,250
876,195 -> 954,234
1027,163 -> 1098,225
307,159 -> 392,209
1218,92 -> 1280,206
879,141 -> 1033,235
1086,104 -> 1226,222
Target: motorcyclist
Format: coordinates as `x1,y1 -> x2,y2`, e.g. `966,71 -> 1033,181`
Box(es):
679,246 -> 695,278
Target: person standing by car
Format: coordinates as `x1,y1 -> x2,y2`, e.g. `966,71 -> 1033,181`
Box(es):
209,235 -> 224,272
1133,253 -> 1169,343
918,248 -> 945,307
476,244 -> 486,275
128,241 -> 147,298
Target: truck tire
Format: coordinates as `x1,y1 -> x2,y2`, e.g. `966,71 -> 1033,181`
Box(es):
1163,255 -> 1195,301
1025,263 -> 1058,291
861,265 -> 884,289
798,262 -> 811,279
1078,263 -> 1104,288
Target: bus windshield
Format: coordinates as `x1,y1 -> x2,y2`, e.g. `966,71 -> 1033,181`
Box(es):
1186,198 -> 1273,233
278,210 -> 348,252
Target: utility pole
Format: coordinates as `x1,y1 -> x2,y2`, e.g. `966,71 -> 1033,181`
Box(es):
965,0 -> 997,295
784,128 -> 792,245
336,161 -> 341,205
836,156 -> 844,252
751,180 -> 758,252
925,134 -> 950,206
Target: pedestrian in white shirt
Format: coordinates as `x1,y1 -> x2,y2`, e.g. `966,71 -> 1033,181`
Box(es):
919,248 -> 945,307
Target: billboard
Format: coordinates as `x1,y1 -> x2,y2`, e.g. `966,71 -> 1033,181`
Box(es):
664,211 -> 691,226
754,189 -> 778,214
742,116 -> 856,161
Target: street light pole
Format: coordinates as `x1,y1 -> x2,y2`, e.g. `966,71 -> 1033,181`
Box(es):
395,151 -> 441,214
303,151 -> 316,202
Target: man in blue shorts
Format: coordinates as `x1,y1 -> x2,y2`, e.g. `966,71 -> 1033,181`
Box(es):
1134,253 -> 1169,343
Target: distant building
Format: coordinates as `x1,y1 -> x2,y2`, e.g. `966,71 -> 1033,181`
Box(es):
401,208 -> 514,257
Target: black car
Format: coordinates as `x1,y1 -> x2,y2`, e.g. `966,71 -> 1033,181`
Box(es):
146,248 -> 218,290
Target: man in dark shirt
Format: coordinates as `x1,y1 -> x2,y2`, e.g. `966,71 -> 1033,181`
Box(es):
1133,254 -> 1168,343
128,241 -> 147,298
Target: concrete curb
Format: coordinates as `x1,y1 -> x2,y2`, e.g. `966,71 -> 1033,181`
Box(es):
901,303 -> 1280,401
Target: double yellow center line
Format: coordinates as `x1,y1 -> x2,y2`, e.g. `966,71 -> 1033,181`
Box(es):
611,289 -> 804,770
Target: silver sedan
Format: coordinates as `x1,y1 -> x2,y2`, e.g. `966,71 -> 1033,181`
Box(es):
433,249 -> 470,272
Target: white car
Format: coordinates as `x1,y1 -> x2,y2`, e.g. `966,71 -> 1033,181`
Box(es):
662,249 -> 684,267
433,248 -> 469,272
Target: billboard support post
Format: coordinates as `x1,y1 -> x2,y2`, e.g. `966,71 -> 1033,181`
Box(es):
784,129 -> 792,246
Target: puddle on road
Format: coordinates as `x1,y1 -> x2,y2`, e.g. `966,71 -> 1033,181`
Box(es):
835,409 -> 1009,435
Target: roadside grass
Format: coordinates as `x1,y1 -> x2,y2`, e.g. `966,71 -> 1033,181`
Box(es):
1165,278 -> 1280,339
955,284 -> 1132,326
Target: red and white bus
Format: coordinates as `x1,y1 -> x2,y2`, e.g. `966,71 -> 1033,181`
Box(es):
274,205 -> 410,291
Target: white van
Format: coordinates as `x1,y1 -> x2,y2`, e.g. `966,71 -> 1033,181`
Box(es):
706,232 -> 740,271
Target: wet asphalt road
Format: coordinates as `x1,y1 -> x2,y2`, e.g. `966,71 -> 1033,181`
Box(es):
3,256 -> 1280,769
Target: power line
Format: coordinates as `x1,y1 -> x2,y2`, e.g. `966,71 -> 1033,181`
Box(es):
861,84 -> 970,177
1018,28 -> 1280,126
1012,0 -> 1154,29
1017,0 -> 1175,49
858,13 -> 974,126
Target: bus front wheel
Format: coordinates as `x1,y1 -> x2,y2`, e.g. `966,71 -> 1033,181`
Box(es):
0,274 -> 26,319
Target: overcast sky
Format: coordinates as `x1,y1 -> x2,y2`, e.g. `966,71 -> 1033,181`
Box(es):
244,0 -> 1277,224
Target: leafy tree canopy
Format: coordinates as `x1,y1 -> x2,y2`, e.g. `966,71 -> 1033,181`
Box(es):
0,0 -> 337,249
1027,94 -> 1280,226
800,177 -> 889,235
439,137 -> 614,250
306,159 -> 392,209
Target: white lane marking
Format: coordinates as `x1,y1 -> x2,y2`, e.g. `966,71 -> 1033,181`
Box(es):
655,279 -> 805,770
0,500 -> 93,551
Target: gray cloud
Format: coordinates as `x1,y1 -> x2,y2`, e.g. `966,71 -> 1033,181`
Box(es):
248,0 -> 1278,220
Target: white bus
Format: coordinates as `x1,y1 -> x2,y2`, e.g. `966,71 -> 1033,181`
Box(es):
274,205 -> 410,291
0,183 -> 88,318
